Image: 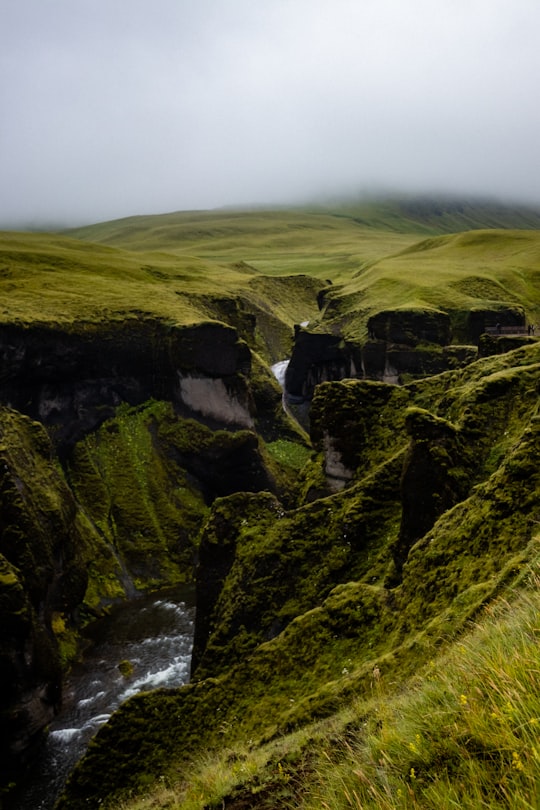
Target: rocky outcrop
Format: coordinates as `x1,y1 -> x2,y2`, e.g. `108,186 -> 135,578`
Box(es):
463,305 -> 526,343
55,344 -> 540,810
367,308 -> 452,346
477,332 -> 536,358
309,379 -> 409,492
285,313 -> 476,403
0,311 -> 295,783
190,491 -> 282,677
0,319 -> 252,453
389,407 -> 471,582
284,327 -> 359,401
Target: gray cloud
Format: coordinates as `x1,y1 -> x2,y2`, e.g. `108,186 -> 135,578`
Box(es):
2,0 -> 540,226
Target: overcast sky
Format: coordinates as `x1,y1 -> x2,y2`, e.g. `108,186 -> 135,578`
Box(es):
2,0 -> 540,226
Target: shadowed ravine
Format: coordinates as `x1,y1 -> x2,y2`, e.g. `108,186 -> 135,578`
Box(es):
6,587 -> 195,810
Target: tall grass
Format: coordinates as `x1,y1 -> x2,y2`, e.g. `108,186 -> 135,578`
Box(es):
115,559 -> 540,810
300,563 -> 540,810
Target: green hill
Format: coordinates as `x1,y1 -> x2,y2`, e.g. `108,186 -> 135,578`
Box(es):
1,196 -> 539,809
65,196 -> 540,283
313,228 -> 540,341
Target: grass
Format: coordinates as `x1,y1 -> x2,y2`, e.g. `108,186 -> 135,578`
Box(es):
314,229 -> 540,341
0,230 -> 255,326
113,556 -> 540,810
4,196 -> 540,807
54,341 -> 540,810
299,563 -> 540,810
265,439 -> 313,471
3,202 -> 540,351
65,208 -> 421,282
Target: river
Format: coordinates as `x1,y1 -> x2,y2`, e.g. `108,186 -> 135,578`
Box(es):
8,586 -> 196,810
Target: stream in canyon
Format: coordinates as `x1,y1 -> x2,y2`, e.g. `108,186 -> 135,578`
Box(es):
9,359 -> 289,809
9,586 -> 196,810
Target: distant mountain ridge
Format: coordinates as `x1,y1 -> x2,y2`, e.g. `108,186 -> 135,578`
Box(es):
320,195 -> 540,234
66,195 -> 540,252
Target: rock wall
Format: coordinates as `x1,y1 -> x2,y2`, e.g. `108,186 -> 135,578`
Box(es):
0,316 -> 290,783
0,319 -> 252,453
285,307 -> 484,404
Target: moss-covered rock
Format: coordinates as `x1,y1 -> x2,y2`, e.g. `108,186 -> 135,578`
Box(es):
390,407 -> 472,580
56,343 -> 540,809
0,318 -> 252,453
309,379 -> 409,490
0,409 -> 92,775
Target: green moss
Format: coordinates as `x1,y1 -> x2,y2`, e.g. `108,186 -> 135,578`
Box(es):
3,206 -> 540,806
68,401 -> 209,594
265,440 -> 311,471
310,379 -> 410,481
118,659 -> 134,678
58,339 -> 540,806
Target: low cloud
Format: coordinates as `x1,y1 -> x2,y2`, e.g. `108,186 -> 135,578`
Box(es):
2,0 -> 540,226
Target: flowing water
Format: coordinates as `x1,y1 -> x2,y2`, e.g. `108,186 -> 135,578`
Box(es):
9,586 -> 196,810
271,359 -> 289,388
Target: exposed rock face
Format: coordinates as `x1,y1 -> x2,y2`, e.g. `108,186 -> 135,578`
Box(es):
286,338 -> 475,406
285,306 -> 531,405
367,308 -> 452,346
309,379 -> 409,492
464,305 -> 526,343
55,343 -> 540,810
285,308 -> 481,404
164,428 -> 277,503
0,317 -> 276,781
177,373 -> 254,429
0,319 -> 252,453
284,327 -> 359,401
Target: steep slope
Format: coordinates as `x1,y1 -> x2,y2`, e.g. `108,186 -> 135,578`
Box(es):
56,342 -> 540,808
0,230 -> 315,786
1,202 -> 539,804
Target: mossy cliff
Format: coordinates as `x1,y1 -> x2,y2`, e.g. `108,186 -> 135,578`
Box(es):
0,314 -> 307,788
285,304 -> 522,403
57,342 -> 540,809
0,318 -> 257,452
2,210 -> 539,806
0,409 -> 93,774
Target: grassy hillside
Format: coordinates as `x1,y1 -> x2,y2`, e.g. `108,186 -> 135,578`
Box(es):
57,341 -> 540,809
65,196 -> 540,283
5,198 -> 540,344
0,230 -> 323,362
0,231 -> 258,325
66,209 -> 419,283
315,195 -> 540,233
313,229 -> 540,341
2,197 -> 540,808
118,560 -> 540,810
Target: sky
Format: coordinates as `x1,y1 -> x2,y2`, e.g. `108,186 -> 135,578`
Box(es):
2,0 -> 540,227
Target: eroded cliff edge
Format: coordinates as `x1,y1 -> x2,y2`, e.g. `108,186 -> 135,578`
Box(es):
0,314 -> 308,782
57,341 -> 540,808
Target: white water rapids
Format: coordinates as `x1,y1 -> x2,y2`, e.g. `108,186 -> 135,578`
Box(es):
9,586 -> 195,810
271,359 -> 289,389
